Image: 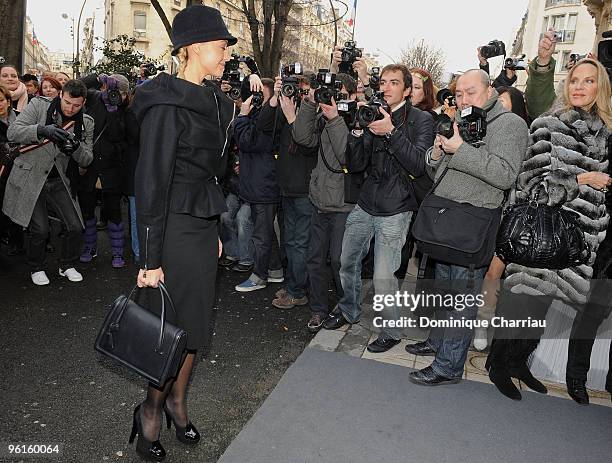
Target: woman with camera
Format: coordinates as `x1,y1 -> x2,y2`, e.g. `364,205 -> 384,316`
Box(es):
127,5 -> 236,461
0,64 -> 28,112
486,59 -> 612,402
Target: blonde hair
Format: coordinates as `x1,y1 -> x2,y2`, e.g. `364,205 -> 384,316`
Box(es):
564,59 -> 612,129
176,47 -> 188,79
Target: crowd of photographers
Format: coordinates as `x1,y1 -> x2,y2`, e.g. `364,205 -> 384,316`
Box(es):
1,27 -> 611,405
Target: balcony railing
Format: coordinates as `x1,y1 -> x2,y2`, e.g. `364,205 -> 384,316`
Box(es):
540,29 -> 576,43
545,0 -> 581,8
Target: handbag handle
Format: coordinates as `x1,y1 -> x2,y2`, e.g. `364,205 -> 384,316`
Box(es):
113,281 -> 177,355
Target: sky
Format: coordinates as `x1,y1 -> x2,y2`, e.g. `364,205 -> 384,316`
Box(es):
26,0 -> 529,74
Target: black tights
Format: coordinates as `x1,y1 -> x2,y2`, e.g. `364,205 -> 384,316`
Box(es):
140,351 -> 196,441
78,189 -> 122,224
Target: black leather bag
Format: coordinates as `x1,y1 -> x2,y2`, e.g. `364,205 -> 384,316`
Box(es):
95,282 -> 187,387
412,167 -> 502,269
496,199 -> 589,269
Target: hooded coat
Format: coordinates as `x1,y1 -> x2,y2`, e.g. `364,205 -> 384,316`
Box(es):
130,73 -> 234,270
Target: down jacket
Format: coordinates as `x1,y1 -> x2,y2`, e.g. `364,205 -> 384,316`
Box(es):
505,107 -> 610,305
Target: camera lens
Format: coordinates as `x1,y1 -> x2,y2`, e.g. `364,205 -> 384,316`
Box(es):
357,106 -> 376,126
282,84 -> 296,98
229,87 -> 241,100
436,114 -> 454,139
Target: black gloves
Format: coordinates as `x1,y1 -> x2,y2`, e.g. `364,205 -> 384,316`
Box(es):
0,143 -> 20,168
37,124 -> 70,144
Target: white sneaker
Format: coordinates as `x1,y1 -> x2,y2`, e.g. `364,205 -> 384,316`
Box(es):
473,328 -> 488,351
31,271 -> 50,286
59,267 -> 83,282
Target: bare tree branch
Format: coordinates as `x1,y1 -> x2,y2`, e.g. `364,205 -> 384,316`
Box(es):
399,39 -> 447,88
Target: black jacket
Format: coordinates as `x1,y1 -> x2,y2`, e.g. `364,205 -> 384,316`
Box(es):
256,102 -> 317,197
78,90 -> 128,192
122,107 -> 140,197
234,108 -> 279,203
480,62 -> 518,88
347,101 -> 434,216
131,73 -> 234,269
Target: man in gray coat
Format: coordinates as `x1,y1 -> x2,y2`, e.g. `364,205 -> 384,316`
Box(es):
406,69 -> 528,385
4,80 -> 94,285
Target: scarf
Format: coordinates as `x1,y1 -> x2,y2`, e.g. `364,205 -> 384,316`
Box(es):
455,88 -> 499,124
10,81 -> 28,112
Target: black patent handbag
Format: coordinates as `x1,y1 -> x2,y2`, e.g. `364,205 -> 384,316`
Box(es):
496,197 -> 590,269
94,282 -> 187,387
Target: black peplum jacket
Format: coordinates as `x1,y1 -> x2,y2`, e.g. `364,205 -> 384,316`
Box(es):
131,73 -> 235,270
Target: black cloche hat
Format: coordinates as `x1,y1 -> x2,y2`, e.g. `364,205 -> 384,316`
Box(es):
171,5 -> 237,56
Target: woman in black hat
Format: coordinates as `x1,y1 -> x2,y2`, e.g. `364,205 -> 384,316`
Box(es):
128,5 -> 237,461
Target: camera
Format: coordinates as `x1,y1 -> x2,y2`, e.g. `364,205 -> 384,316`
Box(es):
57,131 -> 81,155
569,53 -> 587,62
280,62 -> 303,98
337,99 -> 358,128
142,63 -> 165,78
0,142 -> 20,169
480,40 -> 506,59
222,54 -> 245,101
357,91 -> 390,127
251,91 -> 264,108
552,30 -> 565,42
310,69 -> 343,105
504,54 -> 527,71
369,67 -> 381,91
598,31 -> 612,72
0,56 -> 5,65
338,40 -> 362,79
436,88 -> 456,107
437,106 -> 487,147
106,87 -> 122,106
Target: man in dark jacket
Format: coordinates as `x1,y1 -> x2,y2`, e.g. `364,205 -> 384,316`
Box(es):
257,74 -> 318,309
234,79 -> 284,292
323,64 -> 435,352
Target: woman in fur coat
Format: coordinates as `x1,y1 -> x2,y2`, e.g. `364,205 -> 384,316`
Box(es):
486,59 -> 612,401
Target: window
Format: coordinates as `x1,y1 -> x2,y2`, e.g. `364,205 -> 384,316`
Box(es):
552,15 -> 565,32
134,10 -> 146,32
567,13 -> 577,31
560,51 -> 571,72
174,0 -> 181,6
541,16 -> 549,35
545,0 -> 580,7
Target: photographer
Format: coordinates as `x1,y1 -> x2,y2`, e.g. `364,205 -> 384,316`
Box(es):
3,79 -> 94,285
257,73 -> 319,310
524,29 -> 559,119
291,72 -> 358,331
76,73 -> 130,268
405,69 -> 527,386
323,64 -> 435,352
477,47 -> 518,88
234,78 -> 285,293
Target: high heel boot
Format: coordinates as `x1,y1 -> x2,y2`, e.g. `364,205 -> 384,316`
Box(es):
129,404 -> 166,461
163,405 -> 201,445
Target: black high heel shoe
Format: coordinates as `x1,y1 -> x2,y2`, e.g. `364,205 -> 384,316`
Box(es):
129,404 -> 166,462
163,406 -> 201,445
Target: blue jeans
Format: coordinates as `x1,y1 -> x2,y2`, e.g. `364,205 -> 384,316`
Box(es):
220,193 -> 253,265
426,263 -> 488,379
338,205 -> 412,340
129,196 -> 139,260
282,196 -> 313,298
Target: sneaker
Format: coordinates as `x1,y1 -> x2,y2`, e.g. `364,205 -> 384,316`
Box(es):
267,268 -> 284,283
59,267 -> 83,282
31,271 -> 50,286
307,313 -> 325,333
272,293 -> 308,309
235,277 -> 266,292
79,246 -> 97,263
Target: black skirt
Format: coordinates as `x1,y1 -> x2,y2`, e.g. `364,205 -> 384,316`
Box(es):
146,212 -> 218,351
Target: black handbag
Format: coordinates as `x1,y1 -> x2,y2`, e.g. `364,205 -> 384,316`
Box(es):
411,165 -> 502,270
94,282 -> 187,387
496,197 -> 589,269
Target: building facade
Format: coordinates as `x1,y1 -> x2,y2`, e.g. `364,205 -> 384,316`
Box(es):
48,52 -> 75,77
583,0 -> 612,43
23,16 -> 50,75
513,0 -> 597,89
104,0 -> 355,76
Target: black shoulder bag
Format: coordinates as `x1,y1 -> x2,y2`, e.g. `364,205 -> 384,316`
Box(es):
95,282 -> 187,387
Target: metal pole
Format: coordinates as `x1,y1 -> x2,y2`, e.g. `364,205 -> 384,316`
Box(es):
75,0 -> 88,78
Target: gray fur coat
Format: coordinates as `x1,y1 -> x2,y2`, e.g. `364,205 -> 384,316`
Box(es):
505,107 -> 610,304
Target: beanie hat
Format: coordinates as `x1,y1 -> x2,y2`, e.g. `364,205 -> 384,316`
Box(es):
110,74 -> 130,93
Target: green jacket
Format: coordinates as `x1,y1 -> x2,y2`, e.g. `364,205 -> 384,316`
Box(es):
524,57 -> 556,120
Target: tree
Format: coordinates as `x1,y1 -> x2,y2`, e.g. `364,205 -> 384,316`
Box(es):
241,0 -> 295,77
399,39 -> 447,88
0,0 -> 26,72
90,35 -> 149,84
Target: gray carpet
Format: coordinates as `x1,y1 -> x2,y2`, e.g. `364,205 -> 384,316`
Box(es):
219,347 -> 612,463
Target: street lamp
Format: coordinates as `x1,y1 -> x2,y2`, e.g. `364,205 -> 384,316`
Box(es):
75,0 -> 88,78
61,12 -> 75,77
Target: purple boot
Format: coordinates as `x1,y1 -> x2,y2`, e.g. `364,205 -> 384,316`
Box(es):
108,221 -> 126,268
79,218 -> 98,263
